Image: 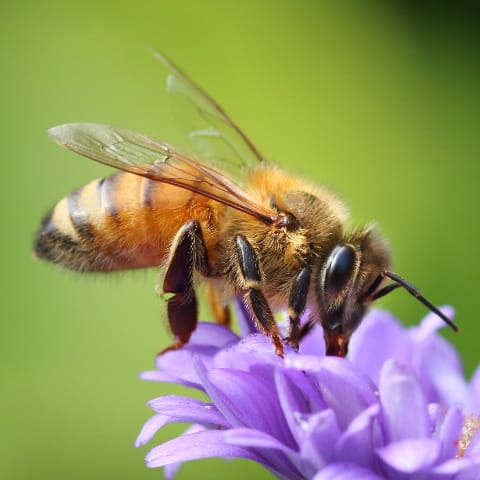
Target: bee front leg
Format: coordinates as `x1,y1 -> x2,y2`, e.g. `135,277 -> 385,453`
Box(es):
286,267 -> 311,350
235,235 -> 284,357
159,221 -> 210,355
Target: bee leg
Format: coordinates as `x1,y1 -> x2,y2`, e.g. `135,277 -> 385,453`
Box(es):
297,319 -> 316,342
235,235 -> 284,357
159,221 -> 210,355
286,267 -> 311,350
205,283 -> 231,327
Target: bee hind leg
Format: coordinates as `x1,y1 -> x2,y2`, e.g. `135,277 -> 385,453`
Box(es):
158,221 -> 210,355
235,235 -> 284,357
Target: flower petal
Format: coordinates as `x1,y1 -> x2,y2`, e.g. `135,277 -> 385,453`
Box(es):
154,347 -> 215,388
151,323 -> 238,388
349,310 -> 411,385
189,321 -> 239,347
313,462 -> 385,480
145,429 -> 260,468
286,356 -> 377,419
213,333 -> 286,371
194,358 -> 295,446
314,357 -> 377,429
147,395 -> 229,428
136,413 -> 211,449
379,359 -> 430,441
470,365 -> 480,413
139,369 -> 201,389
224,427 -> 299,455
431,457 -> 474,476
453,461 -> 480,480
163,424 -> 205,480
283,368 -> 326,412
436,406 -> 463,461
135,413 -> 170,447
411,306 -> 455,342
416,328 -> 471,410
335,404 -> 381,469
299,410 -> 341,471
224,428 -> 305,479
274,368 -> 313,444
376,438 -> 442,474
298,317 -> 325,356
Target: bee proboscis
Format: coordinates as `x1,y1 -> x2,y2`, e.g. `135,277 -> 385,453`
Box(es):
34,51 -> 458,357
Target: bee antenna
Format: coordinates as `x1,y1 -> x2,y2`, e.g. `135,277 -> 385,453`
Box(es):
384,271 -> 459,332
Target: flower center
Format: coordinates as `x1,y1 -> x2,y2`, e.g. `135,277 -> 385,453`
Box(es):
456,414 -> 480,458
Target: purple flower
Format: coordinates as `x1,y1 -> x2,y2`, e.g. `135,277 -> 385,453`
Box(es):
136,307 -> 480,479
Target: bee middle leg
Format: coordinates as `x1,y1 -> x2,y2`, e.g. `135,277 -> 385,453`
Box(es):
204,283 -> 231,327
286,267 -> 311,350
235,235 -> 284,356
159,220 -> 210,354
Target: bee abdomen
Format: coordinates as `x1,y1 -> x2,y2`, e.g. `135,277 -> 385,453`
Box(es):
35,172 -> 222,273
34,176 -> 121,272
34,204 -> 94,271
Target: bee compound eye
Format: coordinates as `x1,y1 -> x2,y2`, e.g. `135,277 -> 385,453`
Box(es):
325,245 -> 357,296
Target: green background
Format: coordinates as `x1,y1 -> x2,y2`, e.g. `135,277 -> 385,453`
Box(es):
2,1 -> 479,479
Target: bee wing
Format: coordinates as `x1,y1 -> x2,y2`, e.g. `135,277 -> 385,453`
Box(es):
152,50 -> 265,175
48,123 -> 275,224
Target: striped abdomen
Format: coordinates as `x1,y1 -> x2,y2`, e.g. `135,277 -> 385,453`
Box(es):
34,172 -> 223,272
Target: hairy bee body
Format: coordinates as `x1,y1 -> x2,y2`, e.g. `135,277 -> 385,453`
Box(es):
220,166 -> 350,307
35,164 -> 351,308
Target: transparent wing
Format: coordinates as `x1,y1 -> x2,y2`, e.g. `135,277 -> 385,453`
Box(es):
152,50 -> 265,175
48,123 -> 275,224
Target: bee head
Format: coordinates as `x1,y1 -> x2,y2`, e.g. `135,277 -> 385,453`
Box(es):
316,227 -> 391,356
316,227 -> 457,356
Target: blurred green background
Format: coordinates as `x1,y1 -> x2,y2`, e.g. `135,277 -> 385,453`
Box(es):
2,1 -> 479,479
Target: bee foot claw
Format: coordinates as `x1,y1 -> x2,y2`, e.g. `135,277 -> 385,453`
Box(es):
273,337 -> 285,358
157,339 -> 184,356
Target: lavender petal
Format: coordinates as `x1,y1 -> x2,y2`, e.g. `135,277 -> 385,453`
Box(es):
436,406 -> 463,462
188,321 -> 240,347
335,404 -> 381,469
213,333 -> 286,371
411,307 -> 456,342
135,413 -> 170,447
194,358 -> 295,446
274,368 -> 313,444
417,329 -> 471,410
139,369 -> 201,390
349,309 -> 411,385
298,321 -> 325,357
154,347 -> 216,387
376,438 -> 442,473
379,359 -> 430,442
299,409 -> 341,471
431,457 -> 475,476
224,428 -> 306,479
453,462 -> 480,480
147,395 -> 229,428
314,357 -> 378,429
163,424 -> 206,480
313,462 -> 385,480
470,365 -> 480,413
145,429 -> 260,468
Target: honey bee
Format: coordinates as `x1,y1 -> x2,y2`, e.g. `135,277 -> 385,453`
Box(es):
34,51 -> 458,357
